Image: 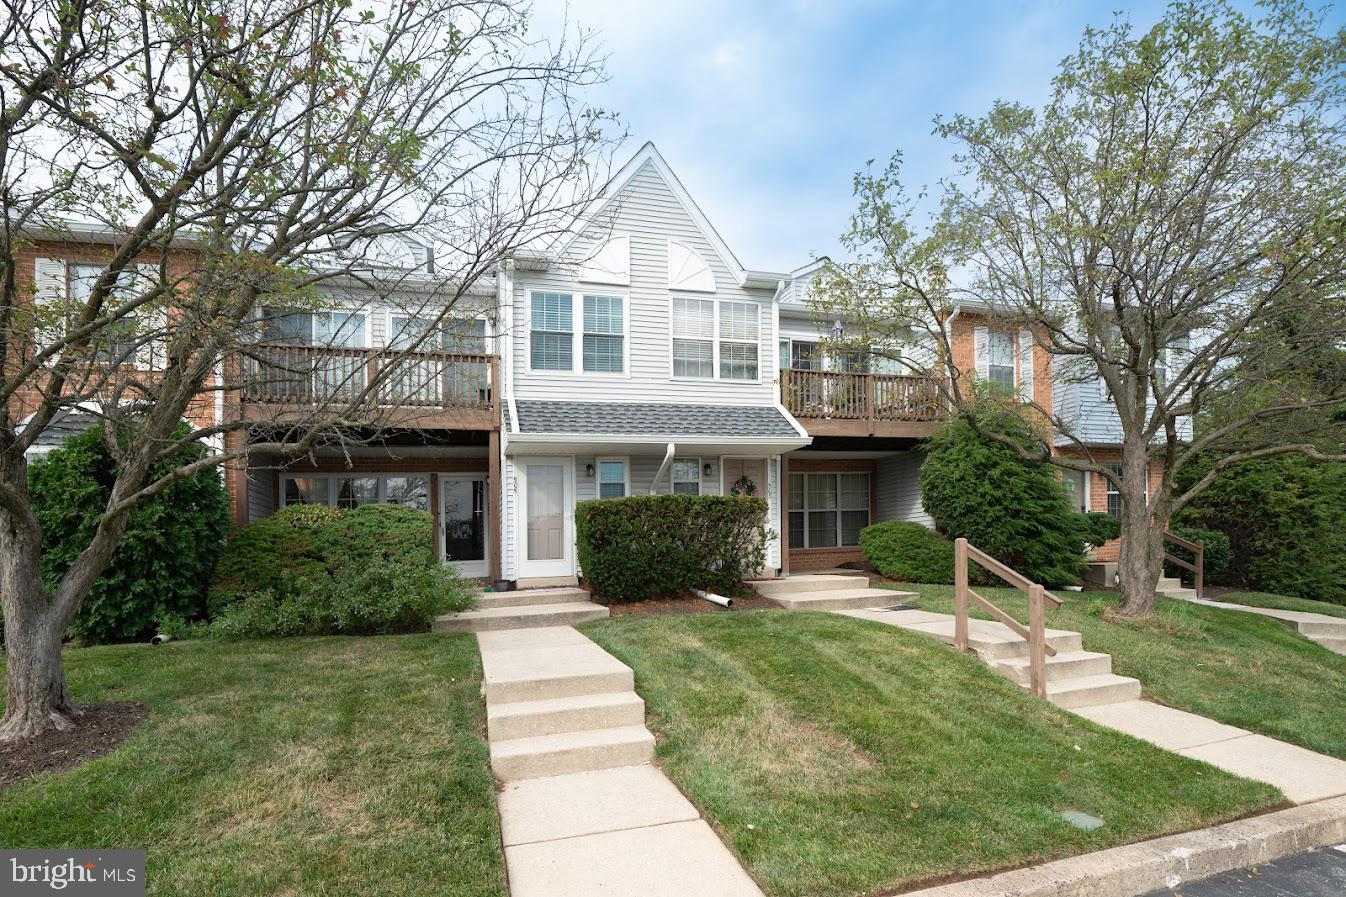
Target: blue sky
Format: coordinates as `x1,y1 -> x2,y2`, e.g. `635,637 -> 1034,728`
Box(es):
536,0 -> 1344,272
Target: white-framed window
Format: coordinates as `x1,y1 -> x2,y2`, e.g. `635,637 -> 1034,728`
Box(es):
389,315 -> 488,355
530,291 -> 573,371
719,300 -> 759,380
596,457 -> 629,499
582,294 -> 624,373
778,338 -> 819,371
262,308 -> 367,347
671,458 -> 701,495
70,263 -> 156,364
672,297 -> 715,378
1063,469 -> 1087,512
1105,463 -> 1123,517
788,472 -> 871,549
988,330 -> 1015,387
281,473 -> 431,511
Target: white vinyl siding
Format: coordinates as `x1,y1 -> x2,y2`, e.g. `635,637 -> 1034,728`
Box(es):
530,291 -> 573,371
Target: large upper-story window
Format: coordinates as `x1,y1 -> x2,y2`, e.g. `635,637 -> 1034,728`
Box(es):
70,264 -> 151,364
582,295 -> 624,373
389,315 -> 487,354
672,297 -> 760,380
719,301 -> 759,380
530,292 -> 573,371
262,308 -> 367,347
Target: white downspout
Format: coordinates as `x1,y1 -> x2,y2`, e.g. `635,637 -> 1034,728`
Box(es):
650,442 -> 675,494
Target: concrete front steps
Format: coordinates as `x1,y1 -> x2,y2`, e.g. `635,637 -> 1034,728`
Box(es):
1156,575 -> 1199,600
434,586 -> 608,633
835,607 -> 1143,710
755,573 -> 917,610
477,627 -> 654,783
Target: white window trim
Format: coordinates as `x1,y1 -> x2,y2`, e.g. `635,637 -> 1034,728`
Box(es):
385,310 -> 490,355
279,473 -> 432,509
667,296 -> 763,384
262,305 -> 373,348
671,456 -> 702,495
526,289 -> 629,376
594,456 -> 631,499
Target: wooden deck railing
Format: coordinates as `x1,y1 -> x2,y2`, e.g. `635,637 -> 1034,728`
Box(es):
1163,530 -> 1205,598
781,369 -> 943,423
954,538 -> 1065,699
241,344 -> 497,412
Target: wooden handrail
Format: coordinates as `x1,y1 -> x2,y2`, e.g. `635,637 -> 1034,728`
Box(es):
954,537 -> 1058,699
1163,530 -> 1204,598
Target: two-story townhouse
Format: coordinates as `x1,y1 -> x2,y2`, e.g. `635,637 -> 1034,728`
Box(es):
496,143 -> 810,586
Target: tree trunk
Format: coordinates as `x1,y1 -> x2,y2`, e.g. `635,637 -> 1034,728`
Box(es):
0,598 -> 78,741
1116,443 -> 1165,616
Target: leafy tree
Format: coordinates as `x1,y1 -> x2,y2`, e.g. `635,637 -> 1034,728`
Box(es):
0,0 -> 617,739
28,422 -> 229,643
815,0 -> 1346,615
920,420 -> 1086,588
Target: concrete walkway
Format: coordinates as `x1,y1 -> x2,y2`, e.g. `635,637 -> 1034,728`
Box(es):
1172,595 -> 1346,656
822,599 -> 1346,805
477,626 -> 764,897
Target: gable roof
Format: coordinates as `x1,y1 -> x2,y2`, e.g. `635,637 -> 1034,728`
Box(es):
549,142 -> 789,290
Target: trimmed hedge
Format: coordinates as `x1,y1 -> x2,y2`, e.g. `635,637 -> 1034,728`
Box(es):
28,422 -> 230,643
575,494 -> 767,603
859,522 -> 955,584
208,503 -> 470,637
920,420 -> 1086,588
1076,512 -> 1121,550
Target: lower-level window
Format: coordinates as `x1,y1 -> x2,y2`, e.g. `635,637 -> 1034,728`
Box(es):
788,472 -> 870,549
597,458 -> 628,499
671,458 -> 701,495
282,473 -> 431,511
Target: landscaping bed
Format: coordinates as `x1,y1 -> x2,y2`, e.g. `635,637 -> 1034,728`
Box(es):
903,584 -> 1346,761
0,634 -> 505,897
582,611 -> 1279,897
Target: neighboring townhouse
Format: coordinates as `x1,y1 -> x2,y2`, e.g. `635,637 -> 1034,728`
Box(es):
16,142 -> 1185,590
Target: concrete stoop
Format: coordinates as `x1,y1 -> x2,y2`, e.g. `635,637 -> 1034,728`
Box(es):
834,607 -> 1143,710
434,587 -> 608,632
756,573 -> 918,611
477,626 -> 766,897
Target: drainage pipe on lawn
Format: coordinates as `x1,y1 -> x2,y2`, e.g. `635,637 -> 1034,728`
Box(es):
692,589 -> 733,608
650,442 -> 676,494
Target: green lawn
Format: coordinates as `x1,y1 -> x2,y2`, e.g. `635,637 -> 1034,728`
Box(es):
1215,590 -> 1346,619
582,611 -> 1279,897
0,635 -> 506,897
904,584 -> 1346,760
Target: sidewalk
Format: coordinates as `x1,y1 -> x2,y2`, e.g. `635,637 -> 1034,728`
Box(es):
477,626 -> 764,897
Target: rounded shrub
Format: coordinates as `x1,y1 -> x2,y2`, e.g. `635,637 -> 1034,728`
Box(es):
28,421 -> 230,643
920,420 -> 1086,588
1075,511 -> 1121,551
858,522 -> 954,583
575,494 -> 767,603
208,503 -> 469,637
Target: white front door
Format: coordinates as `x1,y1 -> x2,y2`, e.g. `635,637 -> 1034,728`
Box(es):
441,474 -> 488,579
519,457 -> 573,579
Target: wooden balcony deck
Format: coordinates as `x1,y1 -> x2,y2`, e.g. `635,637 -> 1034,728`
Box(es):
782,368 -> 944,437
238,344 -> 499,430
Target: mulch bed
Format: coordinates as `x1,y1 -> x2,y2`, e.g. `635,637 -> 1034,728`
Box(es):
1,701 -> 147,788
604,591 -> 781,617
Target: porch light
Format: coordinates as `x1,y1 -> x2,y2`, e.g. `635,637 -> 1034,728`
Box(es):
585,463 -> 595,477
702,463 -> 713,478
831,319 -> 844,341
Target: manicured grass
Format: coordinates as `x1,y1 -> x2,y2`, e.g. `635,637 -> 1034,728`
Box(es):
0,635 -> 506,897
1215,590 -> 1346,619
582,611 -> 1278,897
904,584 -> 1346,760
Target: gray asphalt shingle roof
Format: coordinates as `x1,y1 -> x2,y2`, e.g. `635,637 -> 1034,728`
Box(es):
511,400 -> 801,438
